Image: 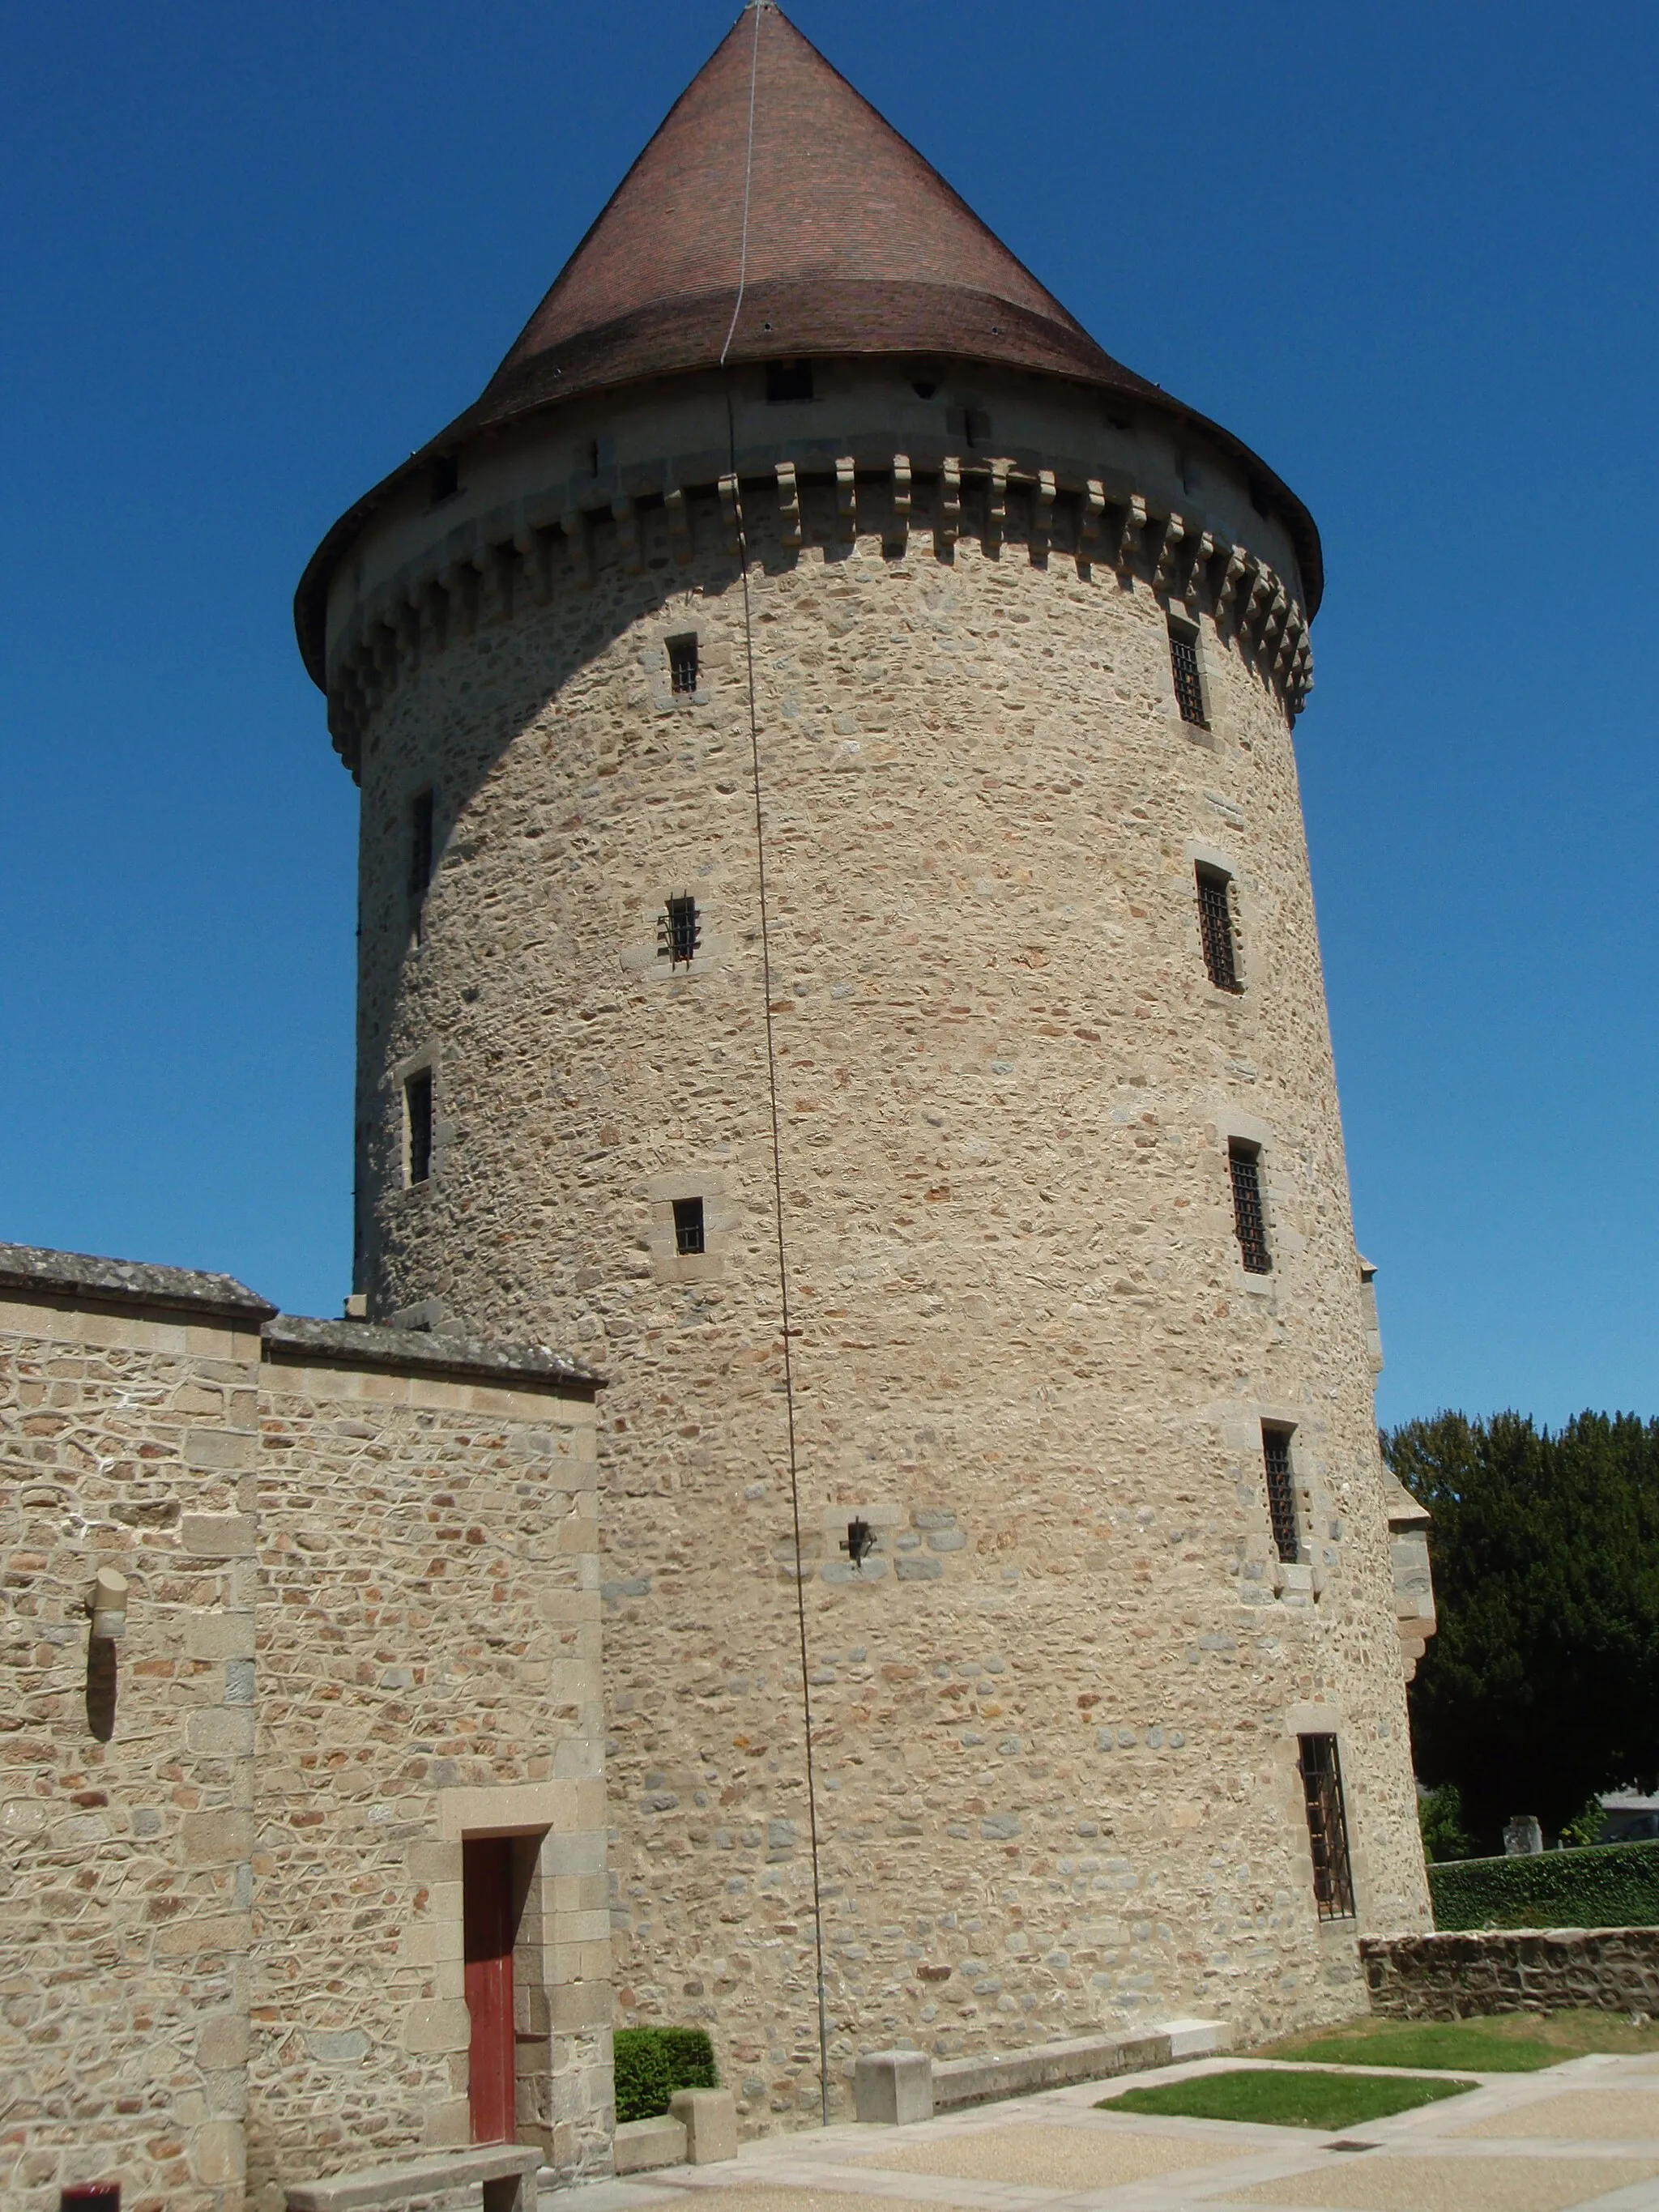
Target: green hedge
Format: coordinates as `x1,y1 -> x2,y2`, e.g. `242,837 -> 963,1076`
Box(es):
1431,1839 -> 1659,1930
613,2026 -> 719,2124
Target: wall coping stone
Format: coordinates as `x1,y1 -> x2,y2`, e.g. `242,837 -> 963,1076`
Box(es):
612,2116 -> 688,2174
261,1315 -> 603,1397
1363,1926 -> 1659,1949
284,2142 -> 539,2210
0,1240 -> 276,1323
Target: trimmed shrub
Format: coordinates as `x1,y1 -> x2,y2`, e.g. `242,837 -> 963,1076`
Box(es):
613,2025 -> 719,2124
1431,1839 -> 1659,1930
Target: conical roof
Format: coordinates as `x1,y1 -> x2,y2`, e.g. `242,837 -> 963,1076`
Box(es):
296,2 -> 1320,684
481,1 -> 1129,415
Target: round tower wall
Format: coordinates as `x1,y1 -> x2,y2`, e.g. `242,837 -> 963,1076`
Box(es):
339,368 -> 1427,2124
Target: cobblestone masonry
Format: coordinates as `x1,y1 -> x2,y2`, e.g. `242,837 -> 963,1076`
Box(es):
1363,1929 -> 1659,2020
0,1258 -> 610,2212
249,1329 -> 611,2208
0,1265 -> 271,2212
337,362 -> 1434,2130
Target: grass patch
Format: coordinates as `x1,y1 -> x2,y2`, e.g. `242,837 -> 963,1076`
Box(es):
1098,2067 -> 1477,2131
1256,2007 -> 1659,2070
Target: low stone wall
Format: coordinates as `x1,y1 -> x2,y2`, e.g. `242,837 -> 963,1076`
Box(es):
1362,1928 -> 1659,2018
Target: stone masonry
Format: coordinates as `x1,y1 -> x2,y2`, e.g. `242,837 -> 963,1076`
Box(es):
1363,1928 -> 1659,2021
0,1248 -> 609,2212
332,360 -> 1434,2125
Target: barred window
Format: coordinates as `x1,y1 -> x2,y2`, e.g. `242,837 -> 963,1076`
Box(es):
410,789 -> 435,904
667,635 -> 699,695
659,893 -> 702,969
1262,1424 -> 1299,1563
1229,1142 -> 1271,1273
1298,1733 -> 1357,1920
673,1196 -> 706,1255
1196,866 -> 1240,991
404,1069 -> 433,1188
1169,619 -> 1209,727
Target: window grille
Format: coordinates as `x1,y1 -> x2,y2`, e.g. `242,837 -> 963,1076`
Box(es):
672,1196 -> 706,1255
766,360 -> 814,403
1169,623 -> 1209,727
405,1069 -> 433,1187
1196,867 -> 1239,990
667,636 -> 699,695
410,789 -> 435,902
1297,1733 -> 1357,1920
1229,1144 -> 1271,1273
1262,1425 -> 1299,1562
659,893 -> 702,969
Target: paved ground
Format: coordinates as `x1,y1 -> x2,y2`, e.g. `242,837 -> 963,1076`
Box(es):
569,2051 -> 1659,2212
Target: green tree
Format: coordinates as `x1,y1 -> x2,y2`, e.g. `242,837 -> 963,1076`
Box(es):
1418,1781 -> 1473,1862
1389,1410 -> 1659,1852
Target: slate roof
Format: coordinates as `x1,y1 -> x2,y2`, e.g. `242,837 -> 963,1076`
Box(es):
0,1241 -> 601,1390
262,1315 -> 602,1396
296,2 -> 1321,684
0,1242 -> 277,1323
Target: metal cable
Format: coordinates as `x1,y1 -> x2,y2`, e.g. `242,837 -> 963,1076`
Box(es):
718,0 -> 765,369
718,0 -> 833,2128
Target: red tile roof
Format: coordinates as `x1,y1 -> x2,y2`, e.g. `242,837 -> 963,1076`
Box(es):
296,3 -> 1320,685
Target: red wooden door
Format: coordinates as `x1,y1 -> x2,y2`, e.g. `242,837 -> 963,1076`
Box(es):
463,1836 -> 517,2142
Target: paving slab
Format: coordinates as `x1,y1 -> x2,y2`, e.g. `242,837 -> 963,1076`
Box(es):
561,2046 -> 1659,2212
1455,2087 -> 1659,2141
1225,2153 -> 1659,2211
848,2118 -> 1253,2190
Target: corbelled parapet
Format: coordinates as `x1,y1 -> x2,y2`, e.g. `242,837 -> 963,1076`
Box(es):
320,438 -> 1314,774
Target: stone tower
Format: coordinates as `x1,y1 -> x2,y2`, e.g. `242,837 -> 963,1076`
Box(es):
296,2 -> 1432,2126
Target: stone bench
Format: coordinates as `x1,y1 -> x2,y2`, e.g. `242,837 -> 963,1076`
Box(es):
284,2142 -> 541,2211
855,2019 -> 1226,2124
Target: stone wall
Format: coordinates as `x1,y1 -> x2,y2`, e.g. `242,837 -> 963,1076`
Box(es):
0,1251 -> 609,2212
0,1252 -> 272,2212
345,363 -> 1433,2126
1363,1928 -> 1659,2020
249,1321 -> 611,2207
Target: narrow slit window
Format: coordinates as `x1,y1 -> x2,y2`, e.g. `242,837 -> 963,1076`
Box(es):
672,1196 -> 705,1255
428,453 -> 460,507
1229,1142 -> 1271,1273
1169,620 -> 1209,727
1297,1733 -> 1357,1920
1196,867 -> 1240,991
667,635 -> 699,696
1262,1425 -> 1299,1563
659,893 -> 702,969
766,360 -> 814,403
410,789 -> 435,903
404,1068 -> 433,1187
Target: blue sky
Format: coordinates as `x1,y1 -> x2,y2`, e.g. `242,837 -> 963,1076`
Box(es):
2,1 -> 1654,1430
